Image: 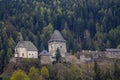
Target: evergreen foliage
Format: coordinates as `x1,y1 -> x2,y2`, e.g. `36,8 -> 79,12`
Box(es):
3,60 -> 120,80
55,48 -> 61,62
0,0 -> 120,74
94,61 -> 101,80
114,60 -> 120,80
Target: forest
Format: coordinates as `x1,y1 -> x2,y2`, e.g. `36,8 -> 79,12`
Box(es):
1,59 -> 120,80
0,0 -> 120,74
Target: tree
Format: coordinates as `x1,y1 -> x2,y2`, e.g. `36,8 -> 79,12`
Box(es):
57,70 -> 64,80
0,50 -> 4,74
114,60 -> 120,80
83,29 -> 92,50
39,75 -> 44,80
117,44 -> 120,49
40,23 -> 54,50
94,61 -> 101,80
69,63 -> 81,80
10,70 -> 30,80
55,48 -> 61,62
28,67 -> 39,80
7,37 -> 16,49
41,66 -> 49,79
62,22 -> 76,53
4,48 -> 13,65
94,23 -> 105,50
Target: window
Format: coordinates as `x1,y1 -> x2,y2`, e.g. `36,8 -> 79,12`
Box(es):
60,46 -> 62,48
22,53 -> 24,56
51,46 -> 53,48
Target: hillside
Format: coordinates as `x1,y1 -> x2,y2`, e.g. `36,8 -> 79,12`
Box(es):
2,58 -> 41,77
2,58 -> 120,80
0,0 -> 120,73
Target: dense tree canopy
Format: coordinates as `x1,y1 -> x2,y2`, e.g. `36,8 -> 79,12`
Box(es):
28,67 -> 39,80
41,66 -> 49,79
0,0 -> 120,74
2,59 -> 120,80
10,70 -> 30,80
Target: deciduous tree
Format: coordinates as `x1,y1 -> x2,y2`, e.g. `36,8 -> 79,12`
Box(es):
10,70 -> 30,80
41,66 -> 49,79
28,67 -> 39,80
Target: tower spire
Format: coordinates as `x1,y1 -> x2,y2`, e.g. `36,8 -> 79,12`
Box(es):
19,33 -> 23,42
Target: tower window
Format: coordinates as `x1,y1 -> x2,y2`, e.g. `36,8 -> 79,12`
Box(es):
22,53 -> 24,56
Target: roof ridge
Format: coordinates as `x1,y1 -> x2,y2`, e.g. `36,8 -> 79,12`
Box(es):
16,41 -> 38,51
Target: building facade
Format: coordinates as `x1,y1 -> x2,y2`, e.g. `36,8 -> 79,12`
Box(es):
105,49 -> 120,58
91,51 -> 105,59
48,30 -> 67,58
14,34 -> 38,58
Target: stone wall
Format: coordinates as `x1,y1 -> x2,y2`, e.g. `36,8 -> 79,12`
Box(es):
48,41 -> 67,57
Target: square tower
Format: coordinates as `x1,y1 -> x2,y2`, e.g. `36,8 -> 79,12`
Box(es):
48,30 -> 67,58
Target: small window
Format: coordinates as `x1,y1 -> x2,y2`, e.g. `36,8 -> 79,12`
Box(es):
22,53 -> 24,56
60,46 -> 62,48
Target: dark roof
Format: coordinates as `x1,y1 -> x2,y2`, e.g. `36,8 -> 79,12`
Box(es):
39,50 -> 51,56
49,30 -> 66,42
106,49 -> 120,52
15,41 -> 38,51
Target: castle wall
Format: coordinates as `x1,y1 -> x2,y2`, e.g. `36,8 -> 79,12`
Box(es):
40,56 -> 52,64
49,41 -> 66,57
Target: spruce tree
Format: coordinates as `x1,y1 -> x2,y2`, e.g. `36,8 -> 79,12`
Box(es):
55,48 -> 61,62
94,61 -> 101,80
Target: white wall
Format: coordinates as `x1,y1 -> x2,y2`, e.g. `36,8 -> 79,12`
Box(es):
80,55 -> 91,63
15,48 -> 38,58
15,47 -> 28,58
28,51 -> 38,58
14,53 -> 18,57
49,41 -> 67,57
105,52 -> 120,58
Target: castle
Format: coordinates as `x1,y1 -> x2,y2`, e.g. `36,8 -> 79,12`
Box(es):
14,30 -> 67,61
14,30 -> 120,64
48,30 -> 67,58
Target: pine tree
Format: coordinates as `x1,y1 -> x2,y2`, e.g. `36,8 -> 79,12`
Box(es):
55,48 -> 61,62
114,60 -> 120,80
94,61 -> 101,80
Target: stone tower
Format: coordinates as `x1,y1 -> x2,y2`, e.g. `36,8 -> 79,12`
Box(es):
48,30 -> 67,58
